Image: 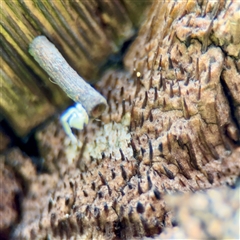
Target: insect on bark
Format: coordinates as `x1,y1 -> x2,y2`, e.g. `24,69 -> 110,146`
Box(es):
29,36 -> 108,142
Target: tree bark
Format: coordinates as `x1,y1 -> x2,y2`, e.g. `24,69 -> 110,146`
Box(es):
1,1 -> 240,239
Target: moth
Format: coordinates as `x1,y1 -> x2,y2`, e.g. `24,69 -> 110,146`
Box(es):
29,36 -> 108,142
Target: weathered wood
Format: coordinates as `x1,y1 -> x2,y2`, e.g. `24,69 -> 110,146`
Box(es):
0,0 -> 152,136
2,1 -> 240,239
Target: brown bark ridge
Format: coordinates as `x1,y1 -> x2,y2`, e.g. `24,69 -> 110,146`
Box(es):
1,0 -> 151,136
4,1 -> 240,239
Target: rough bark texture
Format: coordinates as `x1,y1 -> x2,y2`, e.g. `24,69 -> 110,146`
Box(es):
1,1 -> 240,239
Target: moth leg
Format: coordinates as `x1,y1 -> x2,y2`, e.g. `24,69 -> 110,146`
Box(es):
60,103 -> 89,143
